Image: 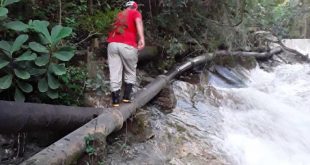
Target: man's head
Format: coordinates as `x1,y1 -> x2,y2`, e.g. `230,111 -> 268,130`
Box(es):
125,1 -> 138,10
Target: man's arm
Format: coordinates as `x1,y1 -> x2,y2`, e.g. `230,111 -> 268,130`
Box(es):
135,17 -> 145,50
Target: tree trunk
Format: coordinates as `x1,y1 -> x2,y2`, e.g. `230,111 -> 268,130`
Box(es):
0,101 -> 103,134
88,0 -> 94,15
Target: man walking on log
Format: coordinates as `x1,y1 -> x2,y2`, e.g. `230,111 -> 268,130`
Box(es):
107,1 -> 145,107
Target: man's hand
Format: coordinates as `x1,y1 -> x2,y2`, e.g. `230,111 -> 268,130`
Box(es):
138,39 -> 145,50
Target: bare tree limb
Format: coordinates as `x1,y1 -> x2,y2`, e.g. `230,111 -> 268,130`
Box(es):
215,47 -> 283,58
75,32 -> 101,46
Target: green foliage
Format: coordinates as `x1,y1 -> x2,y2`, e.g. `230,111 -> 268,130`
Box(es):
0,0 -> 20,18
85,134 -> 95,156
0,3 -> 75,101
153,0 -> 303,71
62,0 -> 88,28
79,9 -> 119,34
166,37 -> 187,56
86,73 -> 110,96
245,0 -> 299,37
58,66 -> 87,106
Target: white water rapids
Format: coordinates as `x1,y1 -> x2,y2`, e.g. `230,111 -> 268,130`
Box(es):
210,64 -> 310,165
106,63 -> 310,165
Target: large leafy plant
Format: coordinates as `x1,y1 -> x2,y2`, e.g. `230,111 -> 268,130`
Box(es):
0,20 -> 75,101
79,9 -> 119,34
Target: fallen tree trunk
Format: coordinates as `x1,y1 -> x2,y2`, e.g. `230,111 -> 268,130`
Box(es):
21,47 -> 282,165
0,101 -> 103,134
0,48 -> 281,136
215,46 -> 282,59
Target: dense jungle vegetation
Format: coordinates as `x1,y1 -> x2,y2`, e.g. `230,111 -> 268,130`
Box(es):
0,0 -> 308,104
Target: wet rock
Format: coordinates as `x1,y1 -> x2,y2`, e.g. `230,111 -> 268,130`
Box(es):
258,50 -> 309,72
152,85 -> 177,113
84,92 -> 110,108
213,55 -> 257,70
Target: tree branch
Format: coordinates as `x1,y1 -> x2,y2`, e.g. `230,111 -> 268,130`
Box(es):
75,32 -> 101,46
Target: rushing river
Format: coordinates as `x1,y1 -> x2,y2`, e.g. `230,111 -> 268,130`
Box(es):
107,63 -> 310,165
208,64 -> 310,165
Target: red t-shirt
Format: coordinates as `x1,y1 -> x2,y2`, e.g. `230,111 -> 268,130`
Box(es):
107,9 -> 142,48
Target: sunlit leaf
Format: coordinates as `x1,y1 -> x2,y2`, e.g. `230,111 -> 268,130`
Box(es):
0,74 -> 12,89
4,21 -> 28,31
47,89 -> 59,99
51,25 -> 72,45
0,40 -> 11,57
29,42 -> 49,53
53,47 -> 75,61
15,51 -> 37,61
0,58 -> 9,69
51,63 -> 66,75
14,69 -> 31,80
38,77 -> 48,92
47,73 -> 60,89
14,87 -> 25,102
11,34 -> 28,54
0,7 -> 8,17
17,80 -> 33,93
35,54 -> 49,66
31,20 -> 51,43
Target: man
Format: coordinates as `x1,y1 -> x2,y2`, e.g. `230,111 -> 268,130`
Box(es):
107,1 -> 145,107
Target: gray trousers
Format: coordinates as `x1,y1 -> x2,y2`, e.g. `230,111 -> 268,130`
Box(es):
107,42 -> 138,92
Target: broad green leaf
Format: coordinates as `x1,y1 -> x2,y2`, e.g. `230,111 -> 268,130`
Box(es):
35,54 -> 49,66
15,51 -> 37,61
51,25 -> 72,44
17,80 -> 33,93
14,69 -> 31,80
38,78 -> 48,92
51,63 -> 66,75
0,40 -> 11,57
38,34 -> 49,45
47,73 -> 60,89
29,42 -> 49,53
31,20 -> 51,43
11,34 -> 28,54
4,21 -> 28,31
14,87 -> 25,102
0,58 -> 9,69
0,74 -> 12,89
47,90 -> 59,99
53,47 -> 75,61
0,7 -> 8,17
3,0 -> 21,6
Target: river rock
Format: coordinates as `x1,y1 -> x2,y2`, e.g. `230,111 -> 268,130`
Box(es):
152,85 -> 177,113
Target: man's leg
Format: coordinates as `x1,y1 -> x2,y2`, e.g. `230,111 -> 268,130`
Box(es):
108,43 -> 123,106
119,43 -> 138,102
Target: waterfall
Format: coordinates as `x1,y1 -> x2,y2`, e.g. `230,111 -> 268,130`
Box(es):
207,64 -> 310,165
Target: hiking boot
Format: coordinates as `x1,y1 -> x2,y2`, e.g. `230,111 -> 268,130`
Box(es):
111,90 -> 120,107
122,83 -> 133,103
